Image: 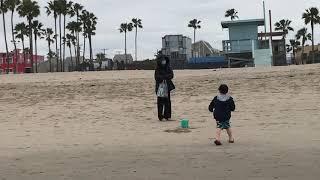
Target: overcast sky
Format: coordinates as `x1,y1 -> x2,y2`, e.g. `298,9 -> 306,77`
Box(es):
0,0 -> 320,60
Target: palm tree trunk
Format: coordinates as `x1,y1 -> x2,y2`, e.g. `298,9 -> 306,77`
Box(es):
125,32 -> 127,64
63,15 -> 66,72
22,37 -> 25,71
194,28 -> 196,44
292,48 -> 296,65
76,13 -> 80,70
69,46 -> 73,71
34,35 -> 38,73
28,19 -> 34,73
135,27 -> 137,61
83,36 -> 86,62
2,9 -> 9,74
11,10 -> 17,74
59,15 -> 62,72
302,45 -> 305,65
55,17 -> 58,72
311,22 -> 315,64
73,43 -> 77,66
48,40 -> 52,72
89,35 -> 93,63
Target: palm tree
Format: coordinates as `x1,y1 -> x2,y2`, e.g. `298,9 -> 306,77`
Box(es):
17,0 -> 40,73
32,20 -> 44,73
81,10 -> 97,64
44,28 -> 54,72
86,12 -> 97,64
188,19 -> 201,57
0,0 -> 10,73
296,28 -> 312,64
286,39 -> 300,65
188,19 -> 201,44
47,50 -> 56,72
73,2 -> 83,69
96,53 -> 105,70
6,0 -> 21,73
225,9 -> 239,21
132,18 -> 143,61
274,19 -> 294,39
46,0 -> 59,72
14,22 -> 28,68
59,0 -> 74,72
67,21 -> 81,68
80,10 -> 89,61
119,22 -> 133,64
65,34 -> 76,70
55,0 -> 63,72
302,7 -> 320,63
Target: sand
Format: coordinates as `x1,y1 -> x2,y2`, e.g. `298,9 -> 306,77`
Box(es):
0,65 -> 320,180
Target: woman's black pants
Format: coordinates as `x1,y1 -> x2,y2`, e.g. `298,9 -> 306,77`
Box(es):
157,92 -> 171,120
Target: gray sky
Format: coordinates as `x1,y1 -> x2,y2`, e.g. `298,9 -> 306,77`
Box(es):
0,0 -> 320,60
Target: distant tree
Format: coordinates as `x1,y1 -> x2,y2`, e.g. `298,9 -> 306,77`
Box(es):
296,28 -> 312,64
6,0 -> 21,73
67,21 -> 81,68
274,19 -> 294,39
17,0 -> 41,73
188,19 -> 201,44
46,0 -> 59,72
132,18 -> 143,61
82,11 -> 97,64
188,19 -> 201,58
119,22 -> 133,64
44,28 -> 55,72
14,22 -> 28,68
96,53 -> 105,70
32,20 -> 44,73
225,9 -> 239,21
0,0 -> 10,73
73,2 -> 83,68
65,33 -> 76,70
286,39 -> 300,65
302,7 -> 320,63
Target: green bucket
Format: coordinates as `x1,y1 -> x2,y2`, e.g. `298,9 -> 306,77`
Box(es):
181,119 -> 189,129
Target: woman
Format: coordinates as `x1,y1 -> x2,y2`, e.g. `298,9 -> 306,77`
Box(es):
155,56 -> 175,121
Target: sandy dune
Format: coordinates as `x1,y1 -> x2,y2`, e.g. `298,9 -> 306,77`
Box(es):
0,65 -> 320,180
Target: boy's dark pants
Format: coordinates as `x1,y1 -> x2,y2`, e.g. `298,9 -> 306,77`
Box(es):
157,92 -> 171,120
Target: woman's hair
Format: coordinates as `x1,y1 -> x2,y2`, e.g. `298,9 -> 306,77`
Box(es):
218,84 -> 229,94
156,55 -> 170,68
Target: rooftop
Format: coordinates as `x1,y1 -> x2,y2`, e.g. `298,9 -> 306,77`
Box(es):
162,34 -> 191,39
221,19 -> 265,28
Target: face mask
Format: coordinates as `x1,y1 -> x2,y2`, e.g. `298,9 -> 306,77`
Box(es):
161,60 -> 166,65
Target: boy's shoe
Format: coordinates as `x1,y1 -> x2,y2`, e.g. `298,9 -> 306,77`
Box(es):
229,139 -> 235,143
214,140 -> 222,146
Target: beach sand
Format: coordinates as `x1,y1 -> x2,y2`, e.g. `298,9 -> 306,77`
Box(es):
0,65 -> 320,180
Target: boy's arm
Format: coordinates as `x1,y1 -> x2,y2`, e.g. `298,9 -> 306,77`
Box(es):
229,98 -> 236,111
208,97 -> 216,112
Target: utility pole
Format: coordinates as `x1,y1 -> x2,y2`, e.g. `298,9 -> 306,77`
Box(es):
101,48 -> 108,58
269,10 -> 274,66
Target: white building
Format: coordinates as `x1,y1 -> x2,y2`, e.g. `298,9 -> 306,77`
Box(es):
161,35 -> 192,69
113,54 -> 133,64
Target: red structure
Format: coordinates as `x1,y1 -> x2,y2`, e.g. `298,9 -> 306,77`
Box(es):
0,49 -> 44,74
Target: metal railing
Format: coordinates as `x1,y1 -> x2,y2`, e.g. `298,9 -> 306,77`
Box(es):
222,39 -> 270,53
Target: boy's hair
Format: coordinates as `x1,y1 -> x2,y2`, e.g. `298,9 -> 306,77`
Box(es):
218,84 -> 229,94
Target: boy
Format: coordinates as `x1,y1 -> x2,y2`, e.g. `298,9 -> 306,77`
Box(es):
208,84 -> 236,146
